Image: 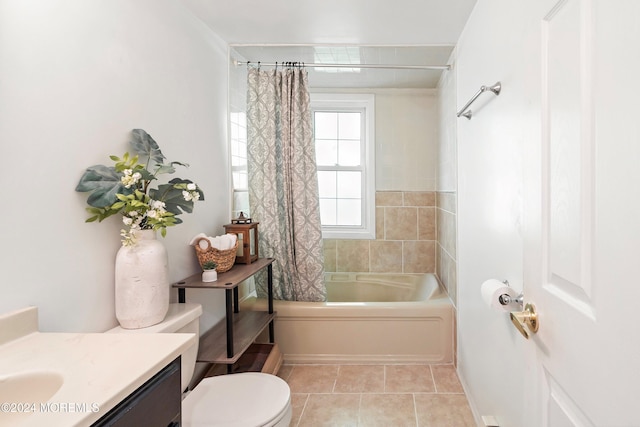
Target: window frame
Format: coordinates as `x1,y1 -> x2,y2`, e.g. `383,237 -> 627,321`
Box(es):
310,93 -> 376,239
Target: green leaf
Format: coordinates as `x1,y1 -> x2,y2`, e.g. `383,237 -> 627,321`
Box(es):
149,182 -> 194,216
75,165 -> 131,208
171,161 -> 189,168
130,129 -> 165,165
154,164 -> 176,175
170,178 -> 205,201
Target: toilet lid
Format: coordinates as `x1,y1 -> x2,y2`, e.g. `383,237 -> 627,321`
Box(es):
182,372 -> 291,427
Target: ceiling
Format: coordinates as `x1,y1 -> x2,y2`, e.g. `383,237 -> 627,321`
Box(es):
181,0 -> 478,88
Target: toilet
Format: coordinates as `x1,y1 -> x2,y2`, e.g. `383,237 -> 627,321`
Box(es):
107,303 -> 292,427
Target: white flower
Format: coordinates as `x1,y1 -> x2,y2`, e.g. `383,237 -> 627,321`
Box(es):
183,190 -> 200,202
147,209 -> 158,218
187,183 -> 196,191
122,217 -> 133,226
120,169 -> 142,189
151,200 -> 165,210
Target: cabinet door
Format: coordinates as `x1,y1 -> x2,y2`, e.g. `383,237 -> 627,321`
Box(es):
92,357 -> 181,427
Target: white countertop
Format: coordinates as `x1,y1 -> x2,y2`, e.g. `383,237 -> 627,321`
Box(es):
0,307 -> 195,427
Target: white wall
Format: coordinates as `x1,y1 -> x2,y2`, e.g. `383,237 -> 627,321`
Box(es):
375,89 -> 438,191
451,0 -> 539,424
437,52 -> 457,193
312,88 -> 438,192
0,0 -> 231,333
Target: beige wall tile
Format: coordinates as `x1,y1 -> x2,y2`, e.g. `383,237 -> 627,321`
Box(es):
437,191 -> 457,213
437,208 -> 456,259
404,191 -> 436,206
436,244 -> 458,308
448,255 -> 457,308
436,243 -> 442,279
322,239 -> 337,272
376,207 -> 385,239
418,207 -> 436,240
370,241 -> 403,272
376,191 -> 403,207
336,240 -> 370,272
385,207 -> 418,240
403,240 -> 436,273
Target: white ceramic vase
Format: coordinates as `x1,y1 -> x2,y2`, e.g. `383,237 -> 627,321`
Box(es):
114,229 -> 169,329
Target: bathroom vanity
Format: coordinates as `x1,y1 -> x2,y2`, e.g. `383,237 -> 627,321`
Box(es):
0,306 -> 195,426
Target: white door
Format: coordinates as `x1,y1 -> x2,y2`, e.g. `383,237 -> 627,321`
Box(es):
523,0 -> 640,425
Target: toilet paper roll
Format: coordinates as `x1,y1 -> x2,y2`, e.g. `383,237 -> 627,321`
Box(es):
481,279 -> 519,311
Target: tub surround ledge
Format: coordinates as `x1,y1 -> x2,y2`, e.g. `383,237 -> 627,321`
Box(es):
0,306 -> 195,427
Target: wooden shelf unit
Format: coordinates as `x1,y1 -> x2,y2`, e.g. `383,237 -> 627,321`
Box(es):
197,311 -> 275,364
173,258 -> 275,372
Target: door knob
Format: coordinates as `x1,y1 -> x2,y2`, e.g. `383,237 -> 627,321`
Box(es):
510,303 -> 539,339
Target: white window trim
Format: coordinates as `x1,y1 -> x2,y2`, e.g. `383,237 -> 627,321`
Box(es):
310,93 -> 376,239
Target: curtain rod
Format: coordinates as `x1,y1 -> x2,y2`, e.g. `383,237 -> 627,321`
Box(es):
233,59 -> 450,71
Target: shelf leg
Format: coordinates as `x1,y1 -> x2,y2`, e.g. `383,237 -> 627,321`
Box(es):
233,287 -> 239,314
178,288 -> 186,304
225,289 -> 234,359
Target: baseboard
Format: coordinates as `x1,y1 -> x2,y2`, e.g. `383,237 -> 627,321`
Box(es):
456,364 -> 486,427
283,353 -> 450,365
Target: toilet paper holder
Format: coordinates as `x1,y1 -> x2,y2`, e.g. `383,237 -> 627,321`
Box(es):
498,280 -> 524,308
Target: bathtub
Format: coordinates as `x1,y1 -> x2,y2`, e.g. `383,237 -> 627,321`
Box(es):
240,272 -> 454,364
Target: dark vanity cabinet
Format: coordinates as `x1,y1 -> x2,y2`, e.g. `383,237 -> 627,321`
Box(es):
92,357 -> 182,427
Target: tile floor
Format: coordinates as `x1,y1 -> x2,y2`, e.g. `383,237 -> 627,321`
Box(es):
277,364 -> 476,427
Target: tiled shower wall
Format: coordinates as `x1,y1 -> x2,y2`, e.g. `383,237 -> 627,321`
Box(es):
436,192 -> 457,306
323,191 -> 436,274
436,52 -> 458,308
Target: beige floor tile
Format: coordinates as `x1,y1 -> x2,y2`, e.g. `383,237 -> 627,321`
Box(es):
359,393 -> 417,427
297,393 -> 360,427
431,365 -> 464,393
385,365 -> 435,393
289,393 -> 308,427
286,365 -> 339,393
278,364 -> 294,381
414,394 -> 475,427
334,365 -> 385,393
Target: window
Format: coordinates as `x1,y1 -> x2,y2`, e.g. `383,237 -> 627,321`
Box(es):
230,111 -> 249,219
311,93 -> 375,239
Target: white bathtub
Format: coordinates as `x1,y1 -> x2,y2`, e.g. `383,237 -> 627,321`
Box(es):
241,273 -> 454,364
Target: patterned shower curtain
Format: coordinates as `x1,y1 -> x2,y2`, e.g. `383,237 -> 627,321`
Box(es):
246,66 -> 326,301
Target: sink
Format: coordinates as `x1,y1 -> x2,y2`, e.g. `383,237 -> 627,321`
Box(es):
0,371 -> 63,422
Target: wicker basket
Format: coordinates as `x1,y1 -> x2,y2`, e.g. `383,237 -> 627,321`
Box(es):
194,238 -> 238,273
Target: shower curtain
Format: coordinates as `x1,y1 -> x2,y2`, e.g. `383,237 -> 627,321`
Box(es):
246,66 -> 326,302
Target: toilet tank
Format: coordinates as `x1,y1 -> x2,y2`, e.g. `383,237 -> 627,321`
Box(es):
106,303 -> 202,392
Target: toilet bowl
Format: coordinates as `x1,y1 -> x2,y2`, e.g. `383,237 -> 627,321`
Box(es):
107,303 -> 291,426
